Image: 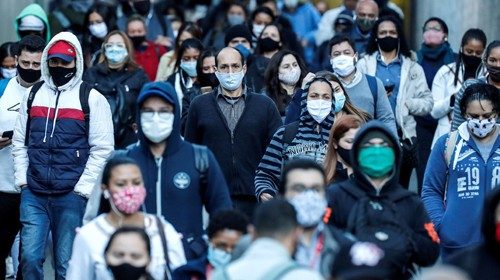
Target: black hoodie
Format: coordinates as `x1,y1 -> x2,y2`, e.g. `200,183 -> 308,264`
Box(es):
447,187 -> 500,280
327,120 -> 439,272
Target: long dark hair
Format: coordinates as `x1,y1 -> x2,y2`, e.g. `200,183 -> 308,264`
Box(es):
264,50 -> 307,113
174,38 -> 204,71
459,83 -> 500,117
365,16 -> 411,58
84,3 -> 117,34
196,48 -> 217,77
169,22 -> 203,68
453,28 -> 487,86
484,40 -> 500,72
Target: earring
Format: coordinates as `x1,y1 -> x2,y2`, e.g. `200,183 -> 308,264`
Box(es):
103,190 -> 110,199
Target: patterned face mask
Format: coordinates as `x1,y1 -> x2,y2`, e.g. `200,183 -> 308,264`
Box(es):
467,117 -> 496,138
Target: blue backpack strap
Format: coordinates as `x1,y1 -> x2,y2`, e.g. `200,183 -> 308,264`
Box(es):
0,78 -> 11,99
366,75 -> 378,119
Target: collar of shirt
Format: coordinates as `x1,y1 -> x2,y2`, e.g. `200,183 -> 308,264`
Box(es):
295,223 -> 325,266
376,52 -> 401,66
217,85 -> 247,101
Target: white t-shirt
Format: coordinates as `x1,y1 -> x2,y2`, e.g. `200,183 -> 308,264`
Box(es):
0,78 -> 30,193
66,213 -> 187,280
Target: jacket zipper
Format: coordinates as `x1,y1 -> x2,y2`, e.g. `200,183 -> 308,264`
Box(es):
155,157 -> 163,218
47,89 -> 61,186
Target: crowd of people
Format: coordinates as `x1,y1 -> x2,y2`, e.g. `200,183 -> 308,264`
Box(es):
0,0 -> 499,279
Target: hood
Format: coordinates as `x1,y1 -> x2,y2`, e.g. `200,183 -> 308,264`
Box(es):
482,187 -> 500,254
298,90 -> 335,130
136,82 -> 183,156
41,32 -> 84,91
14,3 -> 51,42
350,120 -> 402,195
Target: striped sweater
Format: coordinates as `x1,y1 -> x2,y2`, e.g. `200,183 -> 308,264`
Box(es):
254,91 -> 335,200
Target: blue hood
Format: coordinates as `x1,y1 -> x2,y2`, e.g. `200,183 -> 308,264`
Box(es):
136,81 -> 182,155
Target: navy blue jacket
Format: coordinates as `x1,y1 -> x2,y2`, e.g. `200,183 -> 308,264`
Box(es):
284,88 -> 305,125
184,88 -> 282,197
125,82 -> 232,259
172,255 -> 209,280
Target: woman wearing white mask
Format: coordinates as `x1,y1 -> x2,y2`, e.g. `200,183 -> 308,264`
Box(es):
248,7 -> 274,47
255,77 -> 337,202
83,30 -> 149,149
262,50 -> 306,118
82,3 -> 116,68
67,155 -> 186,280
166,38 -> 204,114
0,42 -> 17,80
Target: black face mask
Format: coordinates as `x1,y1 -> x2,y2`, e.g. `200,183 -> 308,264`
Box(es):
258,37 -> 280,53
197,72 -> 219,88
486,64 -> 500,83
108,263 -> 147,280
133,0 -> 151,16
130,36 -> 146,49
17,64 -> 41,84
377,36 -> 399,52
337,146 -> 352,166
462,53 -> 482,69
49,66 -> 76,87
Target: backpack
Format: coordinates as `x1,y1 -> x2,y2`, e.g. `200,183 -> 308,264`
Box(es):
366,75 -> 378,119
282,121 -> 300,148
24,81 -> 92,146
342,183 -> 415,274
443,130 -> 460,203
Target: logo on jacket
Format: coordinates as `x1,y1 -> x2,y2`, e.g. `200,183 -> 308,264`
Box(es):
173,172 -> 191,189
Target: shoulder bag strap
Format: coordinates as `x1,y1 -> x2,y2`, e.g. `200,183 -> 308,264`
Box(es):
155,215 -> 172,280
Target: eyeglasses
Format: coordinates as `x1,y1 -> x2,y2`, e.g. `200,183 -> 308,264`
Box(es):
288,184 -> 323,193
140,110 -> 173,119
104,43 -> 126,49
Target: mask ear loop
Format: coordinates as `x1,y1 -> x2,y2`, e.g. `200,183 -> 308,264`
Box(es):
104,189 -> 124,227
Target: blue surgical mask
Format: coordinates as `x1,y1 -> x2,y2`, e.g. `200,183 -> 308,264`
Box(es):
105,45 -> 128,65
234,44 -> 251,61
227,14 -> 245,26
180,60 -> 197,77
207,244 -> 231,269
334,91 -> 346,113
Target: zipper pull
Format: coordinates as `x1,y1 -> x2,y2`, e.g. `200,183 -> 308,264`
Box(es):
76,150 -> 80,157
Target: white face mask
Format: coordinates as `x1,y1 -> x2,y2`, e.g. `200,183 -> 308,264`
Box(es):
215,70 -> 245,91
284,0 -> 300,9
1,67 -> 17,79
467,117 -> 496,138
252,24 -> 265,38
88,22 -> 108,39
289,190 -> 327,228
307,99 -> 332,123
279,67 -> 301,86
141,111 -> 174,143
330,54 -> 356,77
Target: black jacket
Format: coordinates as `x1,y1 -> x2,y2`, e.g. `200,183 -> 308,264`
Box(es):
83,63 -> 149,148
185,87 -> 282,196
447,188 -> 500,280
327,121 -> 440,273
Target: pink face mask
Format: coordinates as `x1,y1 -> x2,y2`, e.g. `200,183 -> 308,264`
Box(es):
111,186 -> 146,214
423,29 -> 445,46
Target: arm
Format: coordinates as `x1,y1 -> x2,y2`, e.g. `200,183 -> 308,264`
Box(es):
163,221 -> 187,270
314,9 -> 337,46
203,149 -> 233,214
12,92 -> 29,189
66,232 -> 95,280
421,135 -> 448,231
74,90 -> 114,198
267,98 -> 283,144
254,127 -> 286,201
404,64 -> 433,116
374,78 -> 398,137
430,67 -> 453,119
408,200 -> 440,267
184,97 -> 201,143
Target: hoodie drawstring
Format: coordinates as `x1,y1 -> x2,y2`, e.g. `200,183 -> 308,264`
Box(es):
42,106 -> 51,143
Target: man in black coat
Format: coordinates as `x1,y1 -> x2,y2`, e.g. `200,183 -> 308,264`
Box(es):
327,120 -> 439,278
185,47 -> 282,219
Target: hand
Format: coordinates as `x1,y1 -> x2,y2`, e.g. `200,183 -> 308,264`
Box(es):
155,35 -> 173,48
260,193 -> 273,202
0,137 -> 12,149
301,72 -> 316,90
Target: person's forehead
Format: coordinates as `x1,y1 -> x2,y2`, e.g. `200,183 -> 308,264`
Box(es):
379,21 -> 396,31
280,54 -> 297,65
357,2 -> 378,13
107,34 -> 125,44
332,41 -> 354,52
128,20 -> 145,29
19,50 -> 42,60
142,95 -> 171,107
286,169 -> 324,185
425,20 -> 442,29
217,49 -> 242,64
309,81 -> 332,93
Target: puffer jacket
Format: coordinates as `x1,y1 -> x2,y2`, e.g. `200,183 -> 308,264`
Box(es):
357,53 -> 433,140
12,32 -> 114,198
254,91 -> 335,199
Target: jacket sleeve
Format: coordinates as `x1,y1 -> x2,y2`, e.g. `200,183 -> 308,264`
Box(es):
12,91 -> 30,189
409,198 -> 440,267
74,89 -> 114,198
374,78 -> 398,137
203,149 -> 233,214
267,98 -> 283,145
430,67 -> 453,119
254,127 -> 286,200
404,64 -> 433,116
314,9 -> 337,46
184,96 -> 201,143
421,134 -> 448,231
66,232 -> 94,280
